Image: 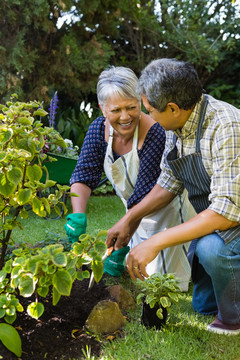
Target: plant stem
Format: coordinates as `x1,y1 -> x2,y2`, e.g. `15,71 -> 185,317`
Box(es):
0,207 -> 20,270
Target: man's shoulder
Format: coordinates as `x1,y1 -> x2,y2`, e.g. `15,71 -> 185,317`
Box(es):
206,94 -> 240,116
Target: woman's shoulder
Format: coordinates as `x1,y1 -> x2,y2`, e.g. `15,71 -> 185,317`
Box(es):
86,115 -> 105,136
89,115 -> 105,129
139,113 -> 165,141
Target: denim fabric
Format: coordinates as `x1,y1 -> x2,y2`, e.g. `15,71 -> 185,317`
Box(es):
193,233 -> 240,324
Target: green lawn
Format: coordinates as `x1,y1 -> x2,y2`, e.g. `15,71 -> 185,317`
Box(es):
12,195 -> 126,245
6,195 -> 240,360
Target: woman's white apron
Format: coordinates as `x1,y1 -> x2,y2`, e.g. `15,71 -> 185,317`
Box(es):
104,124 -> 195,291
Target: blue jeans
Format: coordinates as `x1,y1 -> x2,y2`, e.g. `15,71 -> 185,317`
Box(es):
192,233 -> 240,324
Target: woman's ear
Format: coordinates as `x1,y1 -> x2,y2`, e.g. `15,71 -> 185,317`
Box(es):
99,103 -> 105,117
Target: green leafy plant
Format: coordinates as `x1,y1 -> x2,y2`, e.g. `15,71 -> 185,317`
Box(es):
0,230 -> 107,357
0,95 -> 107,356
0,94 -> 69,268
47,138 -> 80,159
56,102 -> 99,150
136,273 -> 182,320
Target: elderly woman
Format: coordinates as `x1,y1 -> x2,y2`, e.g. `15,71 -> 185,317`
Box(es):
65,66 -> 195,290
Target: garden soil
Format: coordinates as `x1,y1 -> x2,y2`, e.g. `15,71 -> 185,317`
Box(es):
0,276 -> 120,360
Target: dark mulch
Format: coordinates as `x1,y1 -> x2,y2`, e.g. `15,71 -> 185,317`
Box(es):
0,277 -> 117,360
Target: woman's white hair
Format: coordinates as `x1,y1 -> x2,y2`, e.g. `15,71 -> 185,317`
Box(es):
97,66 -> 141,109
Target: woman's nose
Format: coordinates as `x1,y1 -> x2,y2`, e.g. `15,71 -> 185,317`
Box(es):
120,109 -> 130,119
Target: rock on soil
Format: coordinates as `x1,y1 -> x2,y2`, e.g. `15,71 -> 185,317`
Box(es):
0,276 -> 125,360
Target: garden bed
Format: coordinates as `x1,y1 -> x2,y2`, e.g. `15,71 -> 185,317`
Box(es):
0,277 -> 120,360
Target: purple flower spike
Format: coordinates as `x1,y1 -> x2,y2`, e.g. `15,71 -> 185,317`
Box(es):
48,91 -> 59,128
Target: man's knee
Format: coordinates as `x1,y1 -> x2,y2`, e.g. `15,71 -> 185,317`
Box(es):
195,233 -> 224,269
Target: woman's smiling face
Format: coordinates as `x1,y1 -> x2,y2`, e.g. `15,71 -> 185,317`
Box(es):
102,94 -> 141,137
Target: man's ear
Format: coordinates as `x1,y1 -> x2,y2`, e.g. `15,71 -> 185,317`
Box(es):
167,102 -> 180,115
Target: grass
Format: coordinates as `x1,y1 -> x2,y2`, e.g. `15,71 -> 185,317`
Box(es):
99,292 -> 240,360
6,195 -> 240,360
11,195 -> 126,245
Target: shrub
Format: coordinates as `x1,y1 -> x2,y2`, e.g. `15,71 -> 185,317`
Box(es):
0,95 -> 107,356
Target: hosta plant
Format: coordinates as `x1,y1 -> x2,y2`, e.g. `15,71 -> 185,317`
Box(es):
136,273 -> 182,329
0,96 -> 107,357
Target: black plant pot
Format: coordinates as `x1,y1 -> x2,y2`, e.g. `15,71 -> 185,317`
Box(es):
141,300 -> 168,330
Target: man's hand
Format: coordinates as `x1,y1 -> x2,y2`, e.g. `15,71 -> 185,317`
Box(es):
126,235 -> 161,281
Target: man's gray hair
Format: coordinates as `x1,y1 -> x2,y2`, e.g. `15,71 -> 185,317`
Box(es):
97,66 -> 141,109
137,58 -> 203,112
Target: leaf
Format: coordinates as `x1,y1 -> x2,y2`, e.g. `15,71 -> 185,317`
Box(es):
0,309 -> 5,318
32,197 -> 46,217
0,270 -> 7,282
0,173 -> 16,197
18,138 -> 36,156
37,286 -> 49,298
168,292 -> 180,303
7,167 -> 23,185
0,151 -> 6,161
16,116 -> 33,126
33,109 -> 48,117
53,269 -> 72,296
0,128 -> 13,144
94,240 -> 107,254
91,259 -> 104,284
27,302 -> 44,319
27,164 -> 42,181
160,296 -> 171,308
26,258 -> 39,274
45,180 -> 56,187
4,314 -> 17,325
19,273 -> 35,297
82,270 -> 90,279
41,197 -> 51,214
6,305 -> 16,317
156,307 -> 164,320
52,252 -> 67,267
96,230 -> 108,239
19,207 -> 29,219
52,286 -> 61,306
17,188 -> 32,205
0,323 -> 22,357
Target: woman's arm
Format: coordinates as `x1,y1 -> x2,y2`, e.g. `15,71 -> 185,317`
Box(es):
127,122 -> 165,209
70,182 -> 92,213
106,184 -> 176,249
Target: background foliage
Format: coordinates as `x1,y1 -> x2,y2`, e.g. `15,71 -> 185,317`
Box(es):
1,0 -> 240,147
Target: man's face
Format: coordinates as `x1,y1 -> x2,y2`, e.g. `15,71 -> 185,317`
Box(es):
142,95 -> 180,131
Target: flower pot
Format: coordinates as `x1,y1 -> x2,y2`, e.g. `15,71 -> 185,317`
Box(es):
42,153 -> 77,185
141,300 -> 168,330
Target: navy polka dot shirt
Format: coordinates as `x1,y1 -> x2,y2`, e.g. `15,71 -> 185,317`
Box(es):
70,116 -> 166,209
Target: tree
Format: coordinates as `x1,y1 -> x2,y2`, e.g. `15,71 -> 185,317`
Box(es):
1,0 -> 239,109
0,0 -> 113,105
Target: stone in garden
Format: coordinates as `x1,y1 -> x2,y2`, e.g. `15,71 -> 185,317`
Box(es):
108,285 -> 136,310
85,300 -> 126,334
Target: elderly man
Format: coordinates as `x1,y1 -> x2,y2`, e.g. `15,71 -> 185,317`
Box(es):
106,58 -> 240,335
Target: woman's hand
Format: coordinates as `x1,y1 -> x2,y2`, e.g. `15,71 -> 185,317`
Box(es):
106,214 -> 140,250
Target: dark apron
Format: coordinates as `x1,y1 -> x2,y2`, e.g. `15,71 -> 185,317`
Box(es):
167,95 -> 240,282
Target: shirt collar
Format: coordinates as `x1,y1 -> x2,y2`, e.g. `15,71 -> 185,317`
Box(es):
175,95 -> 204,139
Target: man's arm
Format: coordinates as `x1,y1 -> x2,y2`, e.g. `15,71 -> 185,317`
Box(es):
106,184 -> 176,249
127,208 -> 239,281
